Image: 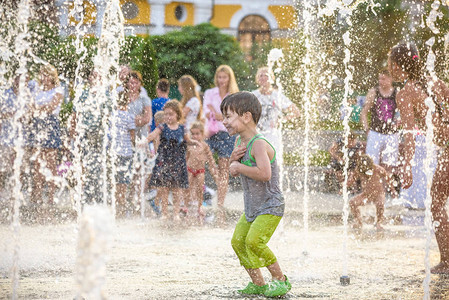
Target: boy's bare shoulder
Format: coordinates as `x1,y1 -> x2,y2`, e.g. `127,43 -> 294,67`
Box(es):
253,138 -> 270,148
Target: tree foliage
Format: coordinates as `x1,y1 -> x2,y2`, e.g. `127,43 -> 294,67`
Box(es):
121,36 -> 159,99
150,23 -> 250,92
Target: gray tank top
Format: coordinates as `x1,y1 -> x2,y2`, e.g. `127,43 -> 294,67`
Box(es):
237,134 -> 285,222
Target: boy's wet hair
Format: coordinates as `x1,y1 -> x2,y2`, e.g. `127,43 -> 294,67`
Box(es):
190,121 -> 205,134
157,78 -> 170,93
154,111 -> 165,125
163,99 -> 183,121
117,91 -> 129,107
220,91 -> 261,124
356,154 -> 374,175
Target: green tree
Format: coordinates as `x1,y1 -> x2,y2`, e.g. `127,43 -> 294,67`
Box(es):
124,37 -> 159,99
318,0 -> 408,93
150,23 -> 250,92
413,3 -> 449,82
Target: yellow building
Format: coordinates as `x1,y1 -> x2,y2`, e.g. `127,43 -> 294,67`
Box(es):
57,0 -> 297,53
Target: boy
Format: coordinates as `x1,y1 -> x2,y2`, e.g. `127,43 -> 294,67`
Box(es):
328,132 -> 364,192
221,91 -> 291,297
349,154 -> 397,230
185,121 -> 219,223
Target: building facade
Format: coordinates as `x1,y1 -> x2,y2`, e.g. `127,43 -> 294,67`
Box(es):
55,0 -> 297,53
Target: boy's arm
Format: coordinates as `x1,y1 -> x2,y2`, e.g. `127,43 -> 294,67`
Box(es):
230,139 -> 272,182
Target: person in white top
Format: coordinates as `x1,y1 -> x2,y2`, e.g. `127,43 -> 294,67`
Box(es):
30,64 -> 64,206
178,75 -> 203,131
116,64 -> 149,98
252,67 -> 301,167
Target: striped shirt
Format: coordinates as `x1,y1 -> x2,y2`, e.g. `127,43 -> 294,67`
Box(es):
112,109 -> 136,157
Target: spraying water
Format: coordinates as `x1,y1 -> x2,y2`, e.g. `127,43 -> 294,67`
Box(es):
298,0 -> 316,257
75,205 -> 113,300
422,1 -> 443,297
8,1 -> 32,298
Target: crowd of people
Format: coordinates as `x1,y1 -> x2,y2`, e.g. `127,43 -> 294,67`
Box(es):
1,42 -> 449,291
0,63 -> 298,223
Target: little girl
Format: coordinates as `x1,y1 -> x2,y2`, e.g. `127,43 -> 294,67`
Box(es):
147,100 -> 195,220
178,75 -> 203,131
186,121 -> 218,223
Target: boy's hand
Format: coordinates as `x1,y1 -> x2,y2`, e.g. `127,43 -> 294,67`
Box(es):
230,145 -> 246,162
229,161 -> 241,177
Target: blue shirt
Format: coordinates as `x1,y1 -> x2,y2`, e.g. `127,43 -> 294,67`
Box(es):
150,97 -> 169,131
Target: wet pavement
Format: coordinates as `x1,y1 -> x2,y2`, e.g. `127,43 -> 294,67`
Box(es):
0,190 -> 447,299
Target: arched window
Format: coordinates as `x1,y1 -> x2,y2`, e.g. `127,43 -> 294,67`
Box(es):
238,15 -> 271,58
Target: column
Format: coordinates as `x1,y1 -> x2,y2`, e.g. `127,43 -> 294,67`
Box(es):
149,1 -> 165,35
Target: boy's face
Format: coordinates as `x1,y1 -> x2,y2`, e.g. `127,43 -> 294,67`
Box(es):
190,128 -> 203,141
222,108 -> 244,136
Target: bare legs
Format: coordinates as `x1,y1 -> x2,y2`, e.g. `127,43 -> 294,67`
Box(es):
217,157 -> 230,223
115,183 -> 127,217
349,193 -> 365,229
245,262 -> 286,286
188,172 -> 205,223
430,149 -> 449,274
349,193 -> 385,230
159,187 -> 183,220
30,148 -> 58,205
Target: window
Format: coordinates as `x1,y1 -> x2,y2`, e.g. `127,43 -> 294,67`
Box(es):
238,15 -> 271,59
175,5 -> 187,22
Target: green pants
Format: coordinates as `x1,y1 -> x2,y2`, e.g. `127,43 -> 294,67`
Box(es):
231,214 -> 282,269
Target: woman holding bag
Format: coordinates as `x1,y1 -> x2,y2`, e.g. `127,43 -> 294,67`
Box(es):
203,65 -> 239,222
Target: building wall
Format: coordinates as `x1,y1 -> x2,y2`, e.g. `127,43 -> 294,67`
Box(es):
56,0 -> 297,37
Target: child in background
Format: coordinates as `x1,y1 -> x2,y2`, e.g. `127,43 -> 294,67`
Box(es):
186,121 -> 218,223
178,75 -> 203,131
113,92 -> 136,217
152,110 -> 165,153
349,154 -> 397,231
328,132 -> 364,192
221,91 -> 291,297
147,100 -> 196,221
